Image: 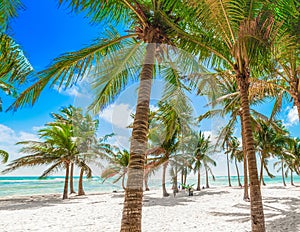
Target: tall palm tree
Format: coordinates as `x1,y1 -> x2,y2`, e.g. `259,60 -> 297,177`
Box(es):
2,123 -> 76,199
10,1 -> 192,230
192,131 -> 210,191
254,119 -> 288,185
173,1 -> 298,230
51,105 -> 81,194
202,153 -> 216,189
287,138 -> 300,185
228,136 -> 243,187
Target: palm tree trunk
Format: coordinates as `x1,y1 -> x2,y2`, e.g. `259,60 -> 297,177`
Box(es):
173,165 -> 178,193
63,162 -> 69,200
181,170 -> 184,189
281,162 -> 286,187
183,168 -> 187,186
162,161 -> 169,197
205,166 -> 209,188
259,155 -> 266,186
120,44 -> 155,232
70,162 -> 76,194
237,72 -> 265,232
291,169 -> 294,186
78,167 -> 85,196
227,152 -> 232,187
240,113 -> 249,200
144,172 -> 150,191
235,158 -> 242,187
122,174 -> 126,190
197,167 -> 201,191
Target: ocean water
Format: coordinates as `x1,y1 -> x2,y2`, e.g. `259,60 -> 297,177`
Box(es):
0,175 -> 299,198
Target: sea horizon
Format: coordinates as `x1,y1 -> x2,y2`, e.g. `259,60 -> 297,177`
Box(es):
0,175 -> 299,198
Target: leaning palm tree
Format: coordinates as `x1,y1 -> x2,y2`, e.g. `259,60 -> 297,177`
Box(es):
2,123 -> 76,199
9,1 -> 192,230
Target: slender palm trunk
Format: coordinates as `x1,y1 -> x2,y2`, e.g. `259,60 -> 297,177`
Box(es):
70,162 -> 76,194
183,168 -> 187,186
259,155 -> 266,186
144,172 -> 150,191
240,113 -> 249,200
120,44 -> 155,232
291,169 -> 294,186
63,162 -> 70,200
237,71 -> 265,232
78,167 -> 85,196
227,152 -> 232,187
162,161 -> 169,197
181,170 -> 184,189
281,162 -> 286,187
173,165 -> 178,193
122,174 -> 126,190
205,166 -> 209,188
235,158 -> 242,187
197,167 -> 201,191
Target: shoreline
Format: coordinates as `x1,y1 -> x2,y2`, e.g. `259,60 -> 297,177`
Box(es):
0,184 -> 299,231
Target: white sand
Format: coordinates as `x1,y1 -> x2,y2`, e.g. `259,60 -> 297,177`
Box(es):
0,185 -> 299,232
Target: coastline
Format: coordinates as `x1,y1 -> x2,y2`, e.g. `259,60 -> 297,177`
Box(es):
0,184 -> 299,231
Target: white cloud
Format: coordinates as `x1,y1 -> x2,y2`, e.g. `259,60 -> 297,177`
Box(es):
287,106 -> 299,125
56,85 -> 84,97
0,124 -> 39,159
32,126 -> 44,132
99,103 -> 134,129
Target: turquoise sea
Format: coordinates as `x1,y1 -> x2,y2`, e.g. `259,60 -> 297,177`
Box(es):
0,175 -> 299,197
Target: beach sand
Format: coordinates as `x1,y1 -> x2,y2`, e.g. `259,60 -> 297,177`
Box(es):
0,184 -> 299,232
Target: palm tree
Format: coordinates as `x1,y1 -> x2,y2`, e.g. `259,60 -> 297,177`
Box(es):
173,1 -> 298,229
228,136 -> 243,187
191,131 -> 210,191
2,123 -> 76,199
254,119 -> 288,186
102,149 -> 130,190
286,137 -> 300,185
51,105 -> 81,194
10,1 -> 192,229
274,156 -> 289,187
202,154 -> 216,189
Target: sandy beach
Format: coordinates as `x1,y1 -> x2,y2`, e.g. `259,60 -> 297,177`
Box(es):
0,184 -> 299,232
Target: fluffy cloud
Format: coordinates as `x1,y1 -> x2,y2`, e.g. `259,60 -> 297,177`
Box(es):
0,124 -> 39,159
99,103 -> 134,129
287,106 -> 298,125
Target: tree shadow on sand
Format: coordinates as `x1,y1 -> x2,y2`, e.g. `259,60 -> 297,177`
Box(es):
264,196 -> 300,232
208,194 -> 300,232
0,194 -> 82,211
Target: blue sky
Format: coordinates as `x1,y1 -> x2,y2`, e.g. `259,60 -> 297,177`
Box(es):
0,0 -> 299,177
